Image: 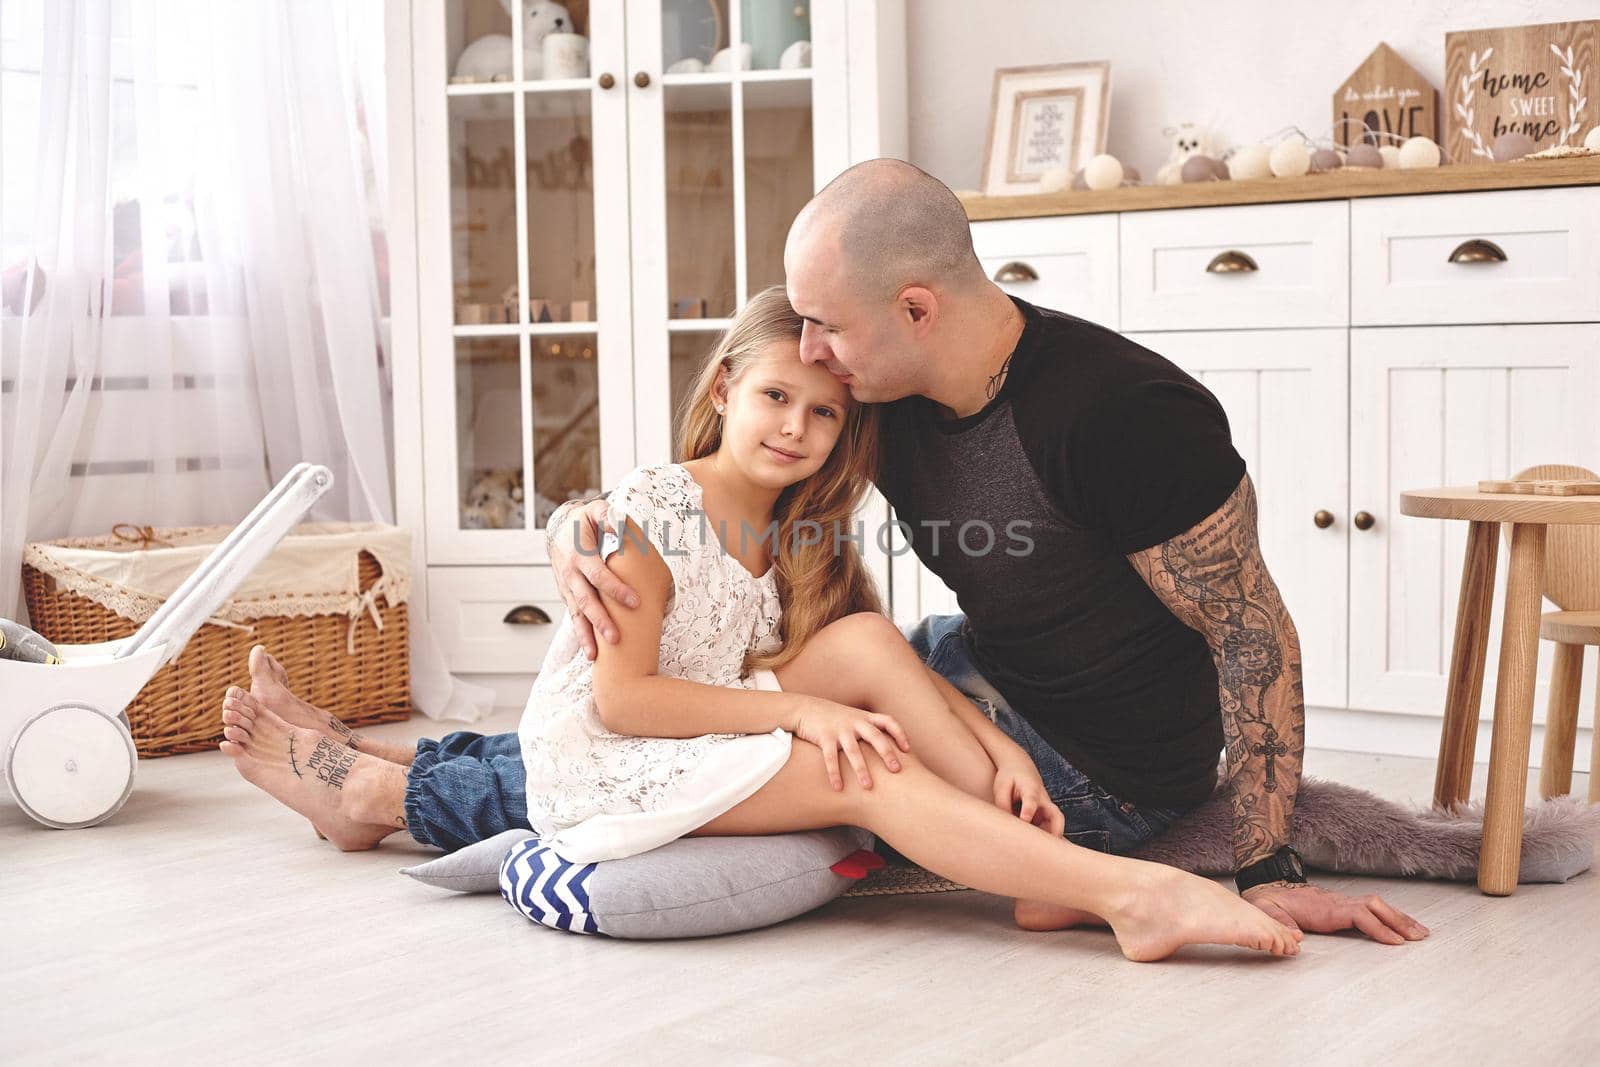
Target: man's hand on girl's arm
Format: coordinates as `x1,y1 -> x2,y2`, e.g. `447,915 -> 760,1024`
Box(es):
548,497 -> 639,660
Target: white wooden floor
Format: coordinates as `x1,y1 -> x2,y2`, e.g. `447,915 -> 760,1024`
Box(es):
4,704 -> 1596,1065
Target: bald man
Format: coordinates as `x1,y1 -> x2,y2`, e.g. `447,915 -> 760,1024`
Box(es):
548,159 -> 1427,947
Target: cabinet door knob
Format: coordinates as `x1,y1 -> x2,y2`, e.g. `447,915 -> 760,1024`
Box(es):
597,72 -> 615,90
503,605 -> 552,625
1313,509 -> 1334,529
1353,511 -> 1375,531
1205,250 -> 1259,274
1447,238 -> 1507,264
633,70 -> 651,88
992,261 -> 1039,284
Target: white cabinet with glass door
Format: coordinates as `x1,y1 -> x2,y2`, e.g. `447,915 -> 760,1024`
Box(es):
394,0 -> 906,674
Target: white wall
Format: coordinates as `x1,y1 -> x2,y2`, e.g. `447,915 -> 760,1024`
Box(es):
907,0 -> 1599,188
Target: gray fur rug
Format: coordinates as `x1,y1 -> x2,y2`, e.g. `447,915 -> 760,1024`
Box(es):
1131,776 -> 1600,883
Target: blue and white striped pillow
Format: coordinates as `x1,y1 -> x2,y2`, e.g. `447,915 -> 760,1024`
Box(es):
498,837 -> 601,935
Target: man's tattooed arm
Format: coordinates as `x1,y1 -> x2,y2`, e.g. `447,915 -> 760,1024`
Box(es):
1126,474 -> 1305,870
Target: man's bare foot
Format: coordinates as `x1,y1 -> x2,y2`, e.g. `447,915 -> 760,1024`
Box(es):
1014,899 -> 1106,931
1104,868 -> 1303,962
244,645 -> 414,765
219,688 -> 407,852
244,645 -> 364,746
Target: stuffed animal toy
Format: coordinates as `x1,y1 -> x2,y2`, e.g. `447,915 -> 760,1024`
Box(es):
454,0 -> 575,82
0,618 -> 61,664
462,469 -> 526,529
1155,121 -> 1219,185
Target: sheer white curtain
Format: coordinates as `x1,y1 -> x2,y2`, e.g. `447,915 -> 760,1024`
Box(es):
0,0 -> 491,722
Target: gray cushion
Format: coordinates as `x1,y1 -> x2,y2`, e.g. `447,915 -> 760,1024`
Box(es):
400,828 -> 536,892
402,826 -> 874,939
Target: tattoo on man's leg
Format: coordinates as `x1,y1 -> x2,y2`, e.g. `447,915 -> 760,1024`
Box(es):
305,737 -> 357,791
288,734 -> 304,779
326,716 -> 353,741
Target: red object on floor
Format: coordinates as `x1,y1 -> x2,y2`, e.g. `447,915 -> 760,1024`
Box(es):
830,850 -> 886,879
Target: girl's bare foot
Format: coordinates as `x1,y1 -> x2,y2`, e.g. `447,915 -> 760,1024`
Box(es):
1105,867 -> 1302,962
219,688 -> 406,852
1014,899 -> 1106,931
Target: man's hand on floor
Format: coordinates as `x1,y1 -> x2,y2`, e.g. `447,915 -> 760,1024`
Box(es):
1242,881 -> 1430,945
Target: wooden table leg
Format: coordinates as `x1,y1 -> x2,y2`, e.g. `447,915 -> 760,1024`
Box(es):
1434,520 -> 1499,810
1479,522 -> 1547,896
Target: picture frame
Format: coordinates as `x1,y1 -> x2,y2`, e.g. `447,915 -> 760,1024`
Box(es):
982,61 -> 1111,196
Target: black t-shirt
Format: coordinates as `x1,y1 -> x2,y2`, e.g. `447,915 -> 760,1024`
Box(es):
876,297 -> 1246,808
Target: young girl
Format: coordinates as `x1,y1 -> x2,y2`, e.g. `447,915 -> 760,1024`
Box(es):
220,287 -> 1299,962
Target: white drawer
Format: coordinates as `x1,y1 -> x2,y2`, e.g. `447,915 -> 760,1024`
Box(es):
427,565 -> 567,674
1351,187 -> 1600,326
1119,201 -> 1349,331
971,214 -> 1119,329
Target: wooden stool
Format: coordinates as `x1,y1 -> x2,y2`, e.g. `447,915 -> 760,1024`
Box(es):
1401,481 -> 1600,895
1515,464 -> 1600,804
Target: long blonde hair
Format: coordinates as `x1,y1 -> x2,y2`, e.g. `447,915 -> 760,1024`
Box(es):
675,286 -> 885,673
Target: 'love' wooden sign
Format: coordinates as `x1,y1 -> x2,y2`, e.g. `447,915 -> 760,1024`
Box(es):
1445,19 -> 1597,160
1333,43 -> 1437,149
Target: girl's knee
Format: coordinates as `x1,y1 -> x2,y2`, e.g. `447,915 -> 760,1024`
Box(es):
826,611 -> 912,655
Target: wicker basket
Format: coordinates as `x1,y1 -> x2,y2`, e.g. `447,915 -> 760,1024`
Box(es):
22,528 -> 412,758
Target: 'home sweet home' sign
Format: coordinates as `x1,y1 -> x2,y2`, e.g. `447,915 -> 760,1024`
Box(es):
1445,19 -> 1597,160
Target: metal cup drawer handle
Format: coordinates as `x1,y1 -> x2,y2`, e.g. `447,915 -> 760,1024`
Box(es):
1205,250 -> 1259,274
1447,238 -> 1507,264
503,605 -> 552,625
992,261 -> 1039,284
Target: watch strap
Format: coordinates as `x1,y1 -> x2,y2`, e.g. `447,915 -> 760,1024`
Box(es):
1234,846 -> 1307,893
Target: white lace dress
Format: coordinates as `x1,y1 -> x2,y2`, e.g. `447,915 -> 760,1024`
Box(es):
517,462 -> 792,863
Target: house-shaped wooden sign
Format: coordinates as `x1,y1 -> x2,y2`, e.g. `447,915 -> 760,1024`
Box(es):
1333,43 -> 1439,148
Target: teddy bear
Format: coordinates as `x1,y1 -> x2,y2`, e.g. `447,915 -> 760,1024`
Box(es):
453,0 -> 574,82
461,468 -> 526,529
1155,121 -> 1219,185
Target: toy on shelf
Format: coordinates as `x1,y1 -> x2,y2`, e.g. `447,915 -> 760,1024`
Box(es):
1156,121 -> 1220,185
452,1 -> 576,83
462,468 -> 526,530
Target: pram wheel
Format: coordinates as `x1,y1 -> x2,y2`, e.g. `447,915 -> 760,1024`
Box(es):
6,703 -> 137,829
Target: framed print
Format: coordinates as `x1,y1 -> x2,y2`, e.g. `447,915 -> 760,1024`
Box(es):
982,61 -> 1111,196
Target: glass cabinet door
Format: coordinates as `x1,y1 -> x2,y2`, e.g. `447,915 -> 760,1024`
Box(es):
419,0 -> 632,563
627,1 -> 829,462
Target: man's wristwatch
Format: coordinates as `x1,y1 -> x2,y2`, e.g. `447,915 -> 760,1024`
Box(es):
1234,846 -> 1307,894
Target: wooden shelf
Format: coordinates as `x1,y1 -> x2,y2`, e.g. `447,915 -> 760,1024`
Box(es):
962,156 -> 1600,221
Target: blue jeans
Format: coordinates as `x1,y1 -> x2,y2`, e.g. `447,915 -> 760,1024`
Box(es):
903,613 -> 1192,855
403,729 -> 530,852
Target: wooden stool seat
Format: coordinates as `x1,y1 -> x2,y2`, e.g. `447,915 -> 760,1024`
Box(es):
1540,610 -> 1600,646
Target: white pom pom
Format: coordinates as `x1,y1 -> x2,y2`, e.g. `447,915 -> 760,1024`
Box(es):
1083,154 -> 1124,191
1585,126 -> 1600,151
1037,166 -> 1072,194
1397,136 -> 1441,168
1378,145 -> 1401,168
1268,140 -> 1311,178
1228,144 -> 1272,181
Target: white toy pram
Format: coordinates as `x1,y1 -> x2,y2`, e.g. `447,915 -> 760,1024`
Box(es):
2,464 -> 333,829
